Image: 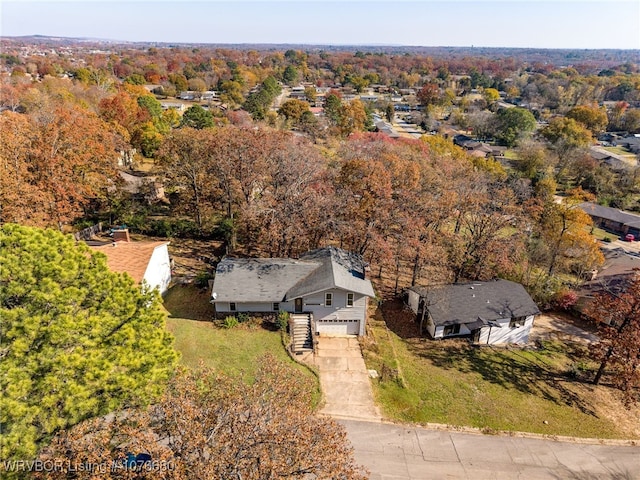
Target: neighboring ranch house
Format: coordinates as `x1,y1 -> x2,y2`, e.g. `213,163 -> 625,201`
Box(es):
211,247 -> 375,339
89,229 -> 172,295
407,280 -> 540,345
579,202 -> 640,240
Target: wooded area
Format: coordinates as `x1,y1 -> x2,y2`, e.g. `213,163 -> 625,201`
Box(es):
3,41 -> 636,304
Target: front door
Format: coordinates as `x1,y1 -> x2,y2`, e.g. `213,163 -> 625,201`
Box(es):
294,298 -> 303,313
472,329 -> 481,343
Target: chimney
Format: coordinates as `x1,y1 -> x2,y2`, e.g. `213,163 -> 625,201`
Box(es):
364,265 -> 371,280
113,228 -> 131,243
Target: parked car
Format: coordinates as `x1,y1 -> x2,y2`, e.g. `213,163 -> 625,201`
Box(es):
625,233 -> 635,242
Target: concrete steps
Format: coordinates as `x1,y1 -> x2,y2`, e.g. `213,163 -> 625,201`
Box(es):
290,313 -> 313,352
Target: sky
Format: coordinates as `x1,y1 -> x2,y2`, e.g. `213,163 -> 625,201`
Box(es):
1,0 -> 639,49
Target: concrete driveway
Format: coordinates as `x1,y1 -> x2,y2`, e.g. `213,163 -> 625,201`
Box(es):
342,419 -> 640,480
314,336 -> 381,421
530,312 -> 599,344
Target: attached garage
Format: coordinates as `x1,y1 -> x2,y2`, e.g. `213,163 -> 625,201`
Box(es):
316,318 -> 360,336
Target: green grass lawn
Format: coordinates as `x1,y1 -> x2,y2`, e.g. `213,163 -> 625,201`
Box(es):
602,146 -> 636,157
502,149 -> 519,160
589,225 -> 617,242
363,306 -> 635,439
163,284 -> 320,403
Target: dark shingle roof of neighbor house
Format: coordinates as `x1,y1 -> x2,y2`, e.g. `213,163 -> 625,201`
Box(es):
409,279 -> 540,326
212,247 -> 375,303
579,202 -> 640,228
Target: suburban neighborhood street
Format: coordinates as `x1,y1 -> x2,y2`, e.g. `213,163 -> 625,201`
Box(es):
341,419 -> 640,480
315,333 -> 640,479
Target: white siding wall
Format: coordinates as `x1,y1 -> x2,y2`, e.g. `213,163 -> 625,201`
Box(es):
407,289 -> 421,313
302,289 -> 366,321
426,316 -> 436,338
433,323 -> 472,340
215,300 -> 295,313
215,289 -> 368,335
477,315 -> 535,344
142,244 -> 171,295
303,289 -> 367,336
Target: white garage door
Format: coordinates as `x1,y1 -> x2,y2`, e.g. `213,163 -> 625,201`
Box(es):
316,319 -> 360,336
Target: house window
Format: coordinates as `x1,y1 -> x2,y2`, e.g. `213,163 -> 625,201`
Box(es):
229,302 -> 236,312
325,293 -> 333,307
346,292 -> 354,307
510,316 -> 526,328
273,302 -> 280,311
443,324 -> 461,336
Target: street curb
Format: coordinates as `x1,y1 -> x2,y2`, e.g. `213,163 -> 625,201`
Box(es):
337,417 -> 639,447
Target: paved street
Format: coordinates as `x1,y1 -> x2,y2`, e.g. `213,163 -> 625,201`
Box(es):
341,419 -> 640,480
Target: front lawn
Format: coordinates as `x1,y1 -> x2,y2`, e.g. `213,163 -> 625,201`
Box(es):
163,285 -> 320,401
363,301 -> 639,439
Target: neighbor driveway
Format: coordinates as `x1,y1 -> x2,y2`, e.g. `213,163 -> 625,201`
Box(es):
530,312 -> 598,344
314,336 -> 381,421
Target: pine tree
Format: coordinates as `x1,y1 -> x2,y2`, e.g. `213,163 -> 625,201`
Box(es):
0,224 -> 178,462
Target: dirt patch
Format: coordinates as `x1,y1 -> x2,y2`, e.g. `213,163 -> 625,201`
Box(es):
165,237 -> 225,280
380,298 -> 420,339
569,382 -> 640,439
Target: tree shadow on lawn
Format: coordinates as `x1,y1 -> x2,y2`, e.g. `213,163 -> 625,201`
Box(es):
380,296 -> 599,416
163,284 -> 216,321
409,339 -> 599,417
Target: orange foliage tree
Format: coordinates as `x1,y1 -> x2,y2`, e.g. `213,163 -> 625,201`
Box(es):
36,357 -> 367,480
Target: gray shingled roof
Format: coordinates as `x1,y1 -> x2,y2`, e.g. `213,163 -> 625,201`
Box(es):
579,202 -> 640,227
409,280 -> 540,327
285,247 -> 375,299
212,247 -> 375,303
212,258 -> 319,302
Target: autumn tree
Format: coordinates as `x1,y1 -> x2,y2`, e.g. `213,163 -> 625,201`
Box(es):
482,87 -> 500,104
278,98 -> 311,124
0,224 -> 178,464
218,79 -> 244,108
587,272 -> 640,406
246,135 -> 330,256
338,98 -> 371,137
566,105 -> 608,136
515,139 -> 556,179
157,128 -> 218,230
541,117 -> 593,155
35,359 -> 366,480
0,107 -> 122,229
445,184 -> 525,282
417,83 -> 440,107
531,189 -> 603,276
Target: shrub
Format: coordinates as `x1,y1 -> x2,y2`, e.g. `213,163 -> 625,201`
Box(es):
195,270 -> 213,288
603,236 -> 612,243
237,312 -> 250,323
553,289 -> 578,311
223,316 -> 239,329
277,311 -> 290,331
